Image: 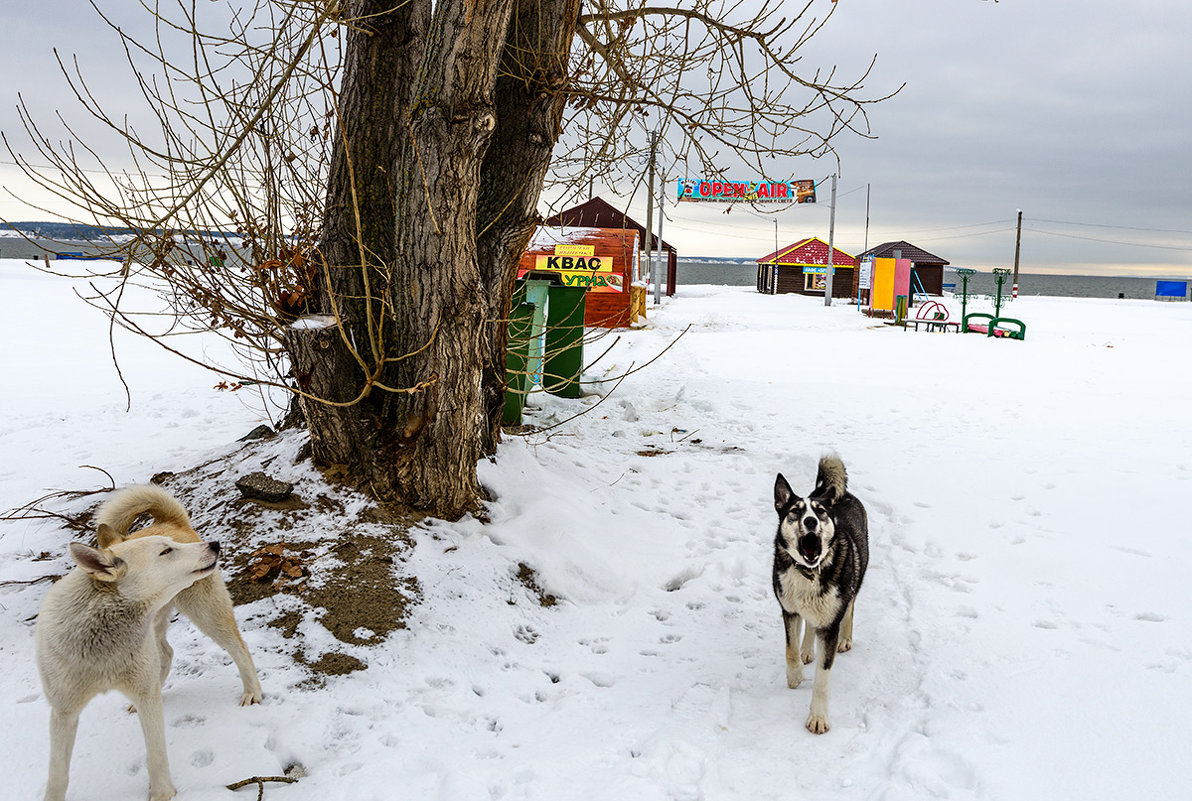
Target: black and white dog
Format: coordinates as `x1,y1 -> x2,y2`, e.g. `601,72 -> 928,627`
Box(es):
772,455 -> 869,734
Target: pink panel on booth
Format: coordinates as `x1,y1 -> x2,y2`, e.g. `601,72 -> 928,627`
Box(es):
893,258 -> 912,301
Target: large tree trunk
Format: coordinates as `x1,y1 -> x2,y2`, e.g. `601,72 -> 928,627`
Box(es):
290,0 -> 578,516
477,0 -> 582,456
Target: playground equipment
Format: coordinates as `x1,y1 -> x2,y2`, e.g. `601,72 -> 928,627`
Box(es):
963,313 -> 1026,339
961,268 -> 1027,340
955,268 -> 976,322
903,300 -> 960,332
911,270 -> 931,306
991,268 -> 1011,317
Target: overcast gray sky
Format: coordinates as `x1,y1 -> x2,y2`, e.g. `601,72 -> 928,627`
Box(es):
3,1 -> 1190,276
648,0 -> 1192,275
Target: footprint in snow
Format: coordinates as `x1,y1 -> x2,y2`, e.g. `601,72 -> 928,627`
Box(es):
1135,612 -> 1168,622
579,637 -> 610,654
514,624 -> 539,644
172,714 -> 205,728
1112,546 -> 1152,558
581,672 -> 615,688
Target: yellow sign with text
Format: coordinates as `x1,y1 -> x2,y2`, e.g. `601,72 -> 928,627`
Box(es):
532,253 -> 622,292
535,253 -> 610,273
553,244 -> 595,258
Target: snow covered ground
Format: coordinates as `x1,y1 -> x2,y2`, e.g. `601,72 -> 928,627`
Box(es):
2,259 -> 1191,800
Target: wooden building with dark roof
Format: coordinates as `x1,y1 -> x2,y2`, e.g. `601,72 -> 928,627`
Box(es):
755,237 -> 858,298
857,241 -> 950,298
542,196 -> 677,296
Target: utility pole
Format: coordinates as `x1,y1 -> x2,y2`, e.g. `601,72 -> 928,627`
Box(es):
643,132 -> 657,289
1012,209 -> 1023,299
823,173 -> 838,307
864,183 -> 871,254
654,160 -> 665,305
771,218 -> 779,295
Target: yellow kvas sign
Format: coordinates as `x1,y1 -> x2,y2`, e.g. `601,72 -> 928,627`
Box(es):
534,253 -> 612,274
533,251 -> 622,292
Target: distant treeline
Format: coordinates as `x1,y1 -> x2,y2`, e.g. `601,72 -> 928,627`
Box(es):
1,221 -> 237,241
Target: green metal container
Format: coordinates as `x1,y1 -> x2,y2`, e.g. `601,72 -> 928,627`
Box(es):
521,280 -> 551,388
543,284 -> 586,398
502,301 -> 537,425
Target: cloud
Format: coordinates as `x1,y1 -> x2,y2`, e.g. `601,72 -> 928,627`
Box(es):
3,0 -> 1190,276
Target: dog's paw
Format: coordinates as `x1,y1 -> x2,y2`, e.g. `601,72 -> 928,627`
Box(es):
785,664 -> 804,689
805,712 -> 830,735
801,649 -> 815,665
148,781 -> 177,801
240,689 -> 263,706
836,637 -> 852,653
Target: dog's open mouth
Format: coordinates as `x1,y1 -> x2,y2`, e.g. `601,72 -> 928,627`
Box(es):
797,534 -> 822,566
193,559 -> 218,575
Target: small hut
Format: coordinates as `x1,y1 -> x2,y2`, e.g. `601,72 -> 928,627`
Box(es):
857,241 -> 949,299
543,196 -> 677,296
756,238 -> 858,298
518,226 -> 642,328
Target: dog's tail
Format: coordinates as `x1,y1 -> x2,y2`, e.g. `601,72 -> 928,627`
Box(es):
812,455 -> 848,503
95,484 -> 191,536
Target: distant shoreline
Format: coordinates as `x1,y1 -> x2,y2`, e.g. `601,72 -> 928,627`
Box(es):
676,259 -> 1189,300
2,241 -> 1185,301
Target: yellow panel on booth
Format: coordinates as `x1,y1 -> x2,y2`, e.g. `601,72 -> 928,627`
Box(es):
870,257 -> 896,312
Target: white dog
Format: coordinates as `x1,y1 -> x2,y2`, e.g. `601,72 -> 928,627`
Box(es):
36,485 -> 262,801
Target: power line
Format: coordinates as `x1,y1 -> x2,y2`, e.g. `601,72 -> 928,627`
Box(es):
900,226 -> 1017,243
1024,226 -> 1192,251
1029,216 -> 1192,236
894,219 -> 1015,234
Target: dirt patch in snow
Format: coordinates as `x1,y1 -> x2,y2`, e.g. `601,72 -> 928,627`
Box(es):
515,561 -> 558,608
16,433 -> 430,682
147,437 -> 424,680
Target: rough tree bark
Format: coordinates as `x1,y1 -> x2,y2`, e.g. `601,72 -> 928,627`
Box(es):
477,0 -> 583,456
288,0 -> 579,516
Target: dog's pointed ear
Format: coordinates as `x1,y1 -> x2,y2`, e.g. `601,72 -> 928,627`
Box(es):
70,542 -> 126,582
774,473 -> 797,512
95,523 -> 124,549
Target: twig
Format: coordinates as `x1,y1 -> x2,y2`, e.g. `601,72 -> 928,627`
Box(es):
582,334 -> 621,371
0,477 -> 118,533
78,465 -> 117,488
0,575 -> 57,588
226,775 -> 298,801
511,324 -> 692,440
